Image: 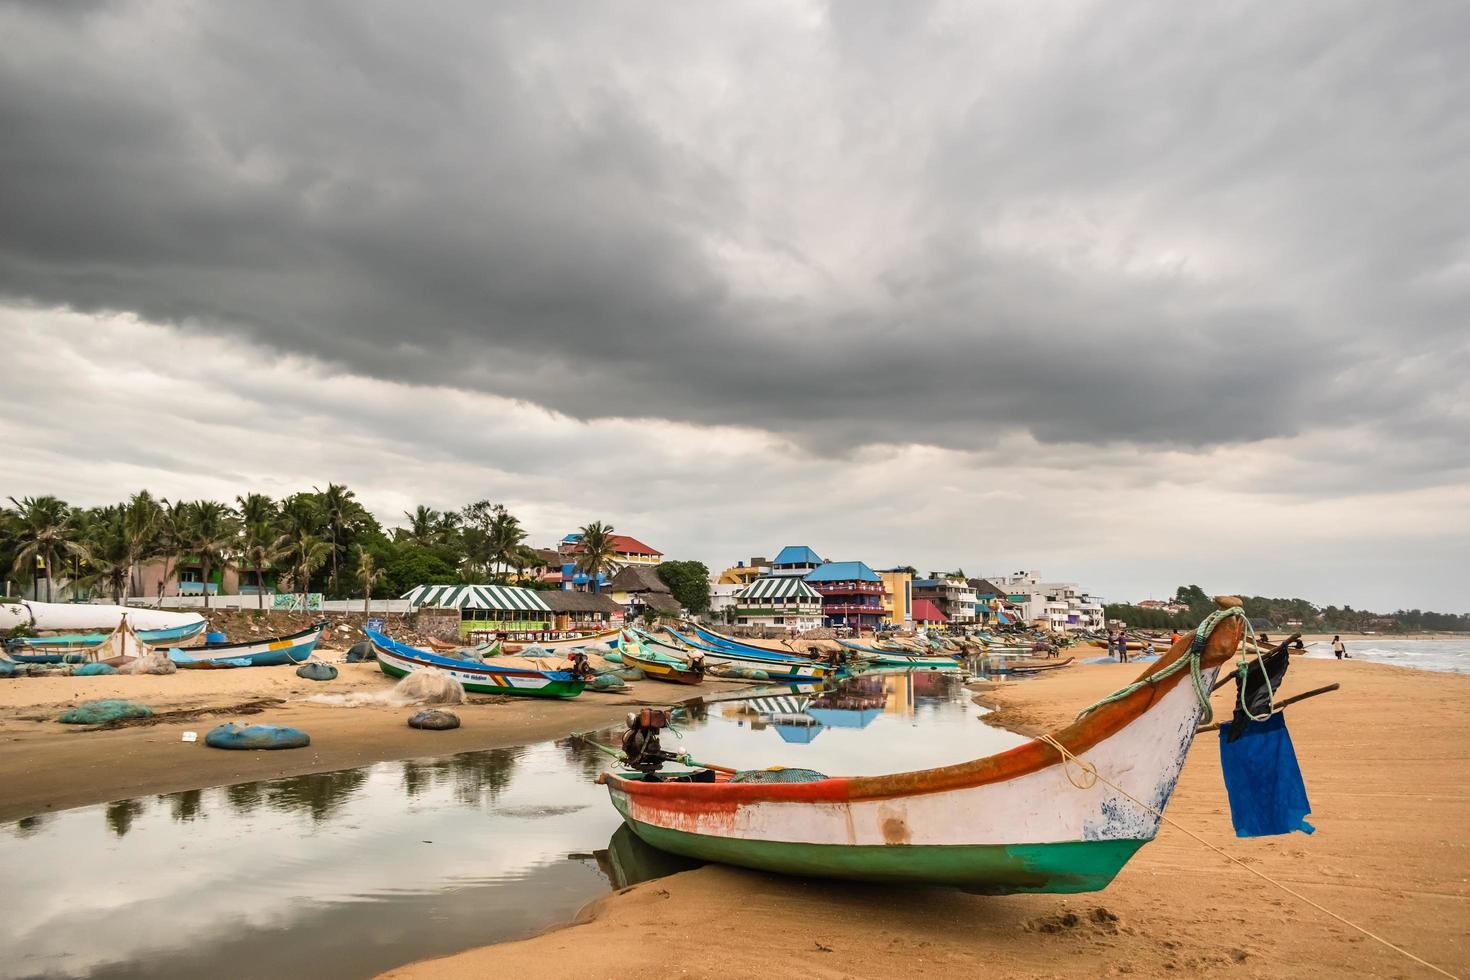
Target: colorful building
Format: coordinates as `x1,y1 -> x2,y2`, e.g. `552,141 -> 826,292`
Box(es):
557,532 -> 663,590
804,561 -> 885,630
731,576 -> 825,631
911,599 -> 948,628
402,584 -> 553,636
877,568 -> 913,626
912,576 -> 978,625
769,545 -> 824,579
716,557 -> 771,586
542,590 -> 625,632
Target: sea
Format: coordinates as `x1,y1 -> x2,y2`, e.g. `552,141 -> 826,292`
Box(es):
1297,636 -> 1470,674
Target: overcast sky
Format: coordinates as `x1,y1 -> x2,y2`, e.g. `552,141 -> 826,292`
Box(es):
1,1 -> 1466,611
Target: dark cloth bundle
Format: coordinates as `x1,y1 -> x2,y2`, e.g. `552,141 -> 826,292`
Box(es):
1227,641 -> 1292,742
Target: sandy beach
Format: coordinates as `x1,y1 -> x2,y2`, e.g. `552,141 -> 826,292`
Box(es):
0,656 -> 746,822
381,658 -> 1470,979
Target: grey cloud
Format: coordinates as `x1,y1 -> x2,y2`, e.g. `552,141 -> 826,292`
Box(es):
0,0 -> 1467,466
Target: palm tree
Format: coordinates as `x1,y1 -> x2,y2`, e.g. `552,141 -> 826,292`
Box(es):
275,529 -> 331,612
432,510 -> 462,546
238,520 -> 280,610
76,506 -> 130,600
121,490 -> 162,600
186,500 -> 240,609
402,506 -> 439,546
313,483 -> 358,599
354,544 -> 386,616
486,506 -> 526,582
573,521 -> 620,594
155,499 -> 192,600
7,495 -> 88,601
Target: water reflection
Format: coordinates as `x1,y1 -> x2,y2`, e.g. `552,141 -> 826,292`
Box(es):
2,669 -> 1028,979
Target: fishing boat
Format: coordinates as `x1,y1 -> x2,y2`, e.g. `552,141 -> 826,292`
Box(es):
620,642 -> 705,686
837,639 -> 962,669
648,629 -> 834,682
167,623 -> 327,668
988,656 -> 1076,675
597,604 -> 1247,892
8,619 -> 210,662
0,599 -> 206,638
367,628 -> 586,699
502,629 -> 621,653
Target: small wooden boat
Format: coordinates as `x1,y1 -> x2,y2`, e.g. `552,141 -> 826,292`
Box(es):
8,618 -> 208,661
621,643 -> 705,686
651,629 -> 834,682
838,639 -> 962,669
989,656 -> 1075,675
502,629 -> 621,653
598,604 -> 1247,892
168,623 -> 327,668
367,629 -> 585,699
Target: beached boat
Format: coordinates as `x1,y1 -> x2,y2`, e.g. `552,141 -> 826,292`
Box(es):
367,628 -> 585,699
837,639 -> 962,669
167,623 -> 327,668
8,618 -> 209,662
597,605 -> 1247,892
0,600 -> 206,637
988,656 -> 1075,675
620,643 -> 705,686
500,629 -> 621,653
651,629 -> 834,682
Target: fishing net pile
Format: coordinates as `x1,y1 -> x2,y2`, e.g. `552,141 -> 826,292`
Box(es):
57,699 -> 153,725
728,767 -> 828,784
391,667 -> 464,704
117,651 -> 177,675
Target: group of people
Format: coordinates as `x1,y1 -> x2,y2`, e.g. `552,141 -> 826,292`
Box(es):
1108,629 -> 1160,663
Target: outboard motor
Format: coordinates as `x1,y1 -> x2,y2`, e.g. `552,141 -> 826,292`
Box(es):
621,707 -> 674,773
690,654 -> 706,678
568,650 -> 595,681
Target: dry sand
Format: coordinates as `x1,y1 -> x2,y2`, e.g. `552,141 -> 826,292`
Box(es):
0,656 -> 743,821
383,658 -> 1470,979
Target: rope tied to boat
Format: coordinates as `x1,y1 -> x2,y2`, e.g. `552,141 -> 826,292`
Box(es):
1035,732 -> 1457,979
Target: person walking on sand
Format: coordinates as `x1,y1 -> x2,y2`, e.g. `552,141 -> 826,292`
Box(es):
1332,635 -> 1346,660
1116,629 -> 1129,664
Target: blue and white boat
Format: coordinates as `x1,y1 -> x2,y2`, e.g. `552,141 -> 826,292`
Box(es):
168,623 -> 326,668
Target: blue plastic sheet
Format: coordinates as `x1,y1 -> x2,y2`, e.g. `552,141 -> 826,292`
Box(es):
1218,711 -> 1314,838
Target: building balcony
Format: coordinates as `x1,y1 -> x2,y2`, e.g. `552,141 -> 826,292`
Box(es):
822,602 -> 885,615
813,583 -> 884,596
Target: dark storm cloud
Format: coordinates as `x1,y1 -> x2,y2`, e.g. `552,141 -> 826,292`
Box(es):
1,0 -> 1466,457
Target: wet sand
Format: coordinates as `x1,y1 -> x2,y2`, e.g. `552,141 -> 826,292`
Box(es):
384,658 -> 1470,979
0,659 -> 742,821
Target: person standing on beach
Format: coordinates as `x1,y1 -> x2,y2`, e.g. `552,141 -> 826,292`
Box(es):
1116,629 -> 1129,663
1332,635 -> 1346,659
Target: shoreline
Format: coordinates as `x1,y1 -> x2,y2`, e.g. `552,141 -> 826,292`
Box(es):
0,658 -> 748,822
382,658 -> 1470,979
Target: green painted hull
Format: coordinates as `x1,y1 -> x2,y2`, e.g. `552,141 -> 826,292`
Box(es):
617,810 -> 1145,893
376,655 -> 584,699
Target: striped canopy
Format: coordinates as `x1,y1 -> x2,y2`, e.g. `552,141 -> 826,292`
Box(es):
402,584 -> 552,613
737,576 -> 823,601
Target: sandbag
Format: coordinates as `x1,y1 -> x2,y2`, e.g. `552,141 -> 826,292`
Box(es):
57,699 -> 153,725
391,667 -> 465,705
407,708 -> 461,730
296,661 -> 338,681
345,640 -> 375,663
117,651 -> 177,675
205,722 -> 311,750
74,662 -> 118,676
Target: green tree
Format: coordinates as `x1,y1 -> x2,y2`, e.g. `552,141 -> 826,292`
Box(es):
76,506 -> 131,600
186,500 -> 240,609
275,529 -> 331,611
573,520 -> 620,594
383,545 -> 459,596
354,543 -> 387,615
656,560 -> 710,614
313,483 -> 360,598
401,505 -> 439,546
6,495 -> 88,601
121,490 -> 162,599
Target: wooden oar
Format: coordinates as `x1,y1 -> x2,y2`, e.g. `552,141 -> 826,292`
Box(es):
1196,682 -> 1341,733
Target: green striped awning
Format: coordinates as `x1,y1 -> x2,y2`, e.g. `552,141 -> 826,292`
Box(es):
402,585 -> 552,613
736,576 -> 823,601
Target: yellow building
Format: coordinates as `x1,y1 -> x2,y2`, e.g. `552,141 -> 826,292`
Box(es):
716,557 -> 770,586
878,569 -> 913,626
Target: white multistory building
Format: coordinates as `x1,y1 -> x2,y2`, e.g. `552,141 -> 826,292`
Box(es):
986,570 -> 1106,632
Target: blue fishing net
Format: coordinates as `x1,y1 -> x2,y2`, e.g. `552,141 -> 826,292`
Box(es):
57,699 -> 153,725
729,768 -> 829,784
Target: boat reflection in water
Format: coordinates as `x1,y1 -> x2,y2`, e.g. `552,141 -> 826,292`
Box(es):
595,824 -> 704,890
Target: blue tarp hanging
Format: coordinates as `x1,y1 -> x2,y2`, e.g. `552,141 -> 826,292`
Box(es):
1219,712 -> 1314,838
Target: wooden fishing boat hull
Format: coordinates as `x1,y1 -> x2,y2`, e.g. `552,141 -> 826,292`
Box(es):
621,647 -> 704,685
168,624 -> 325,668
990,656 -> 1075,675
650,629 -> 834,682
838,640 -> 962,669
9,619 -> 208,660
603,614 -> 1244,892
503,629 -> 621,653
368,629 -> 584,699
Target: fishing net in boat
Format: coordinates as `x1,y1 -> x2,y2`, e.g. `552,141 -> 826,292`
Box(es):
117,651 -> 177,675
728,767 -> 829,784
391,667 -> 465,705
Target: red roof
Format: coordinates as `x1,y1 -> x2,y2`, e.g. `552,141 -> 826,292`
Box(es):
911,599 -> 948,623
610,534 -> 660,556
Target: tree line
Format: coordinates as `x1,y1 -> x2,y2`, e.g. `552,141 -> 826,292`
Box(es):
1105,584 -> 1469,633
1,487 -> 635,606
